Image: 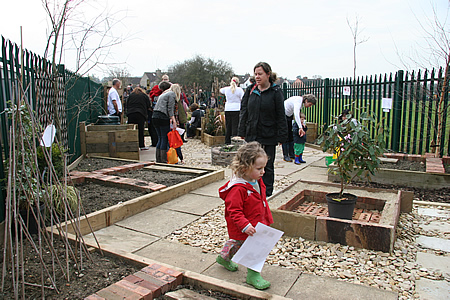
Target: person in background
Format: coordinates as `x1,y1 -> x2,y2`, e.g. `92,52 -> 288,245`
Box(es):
216,141 -> 273,290
208,92 -> 218,109
152,81 -> 176,163
186,103 -> 203,138
126,87 -> 151,150
173,84 -> 187,164
238,62 -> 287,197
107,79 -> 122,122
293,113 -> 308,164
148,75 -> 171,147
220,77 -> 244,144
282,94 -> 316,162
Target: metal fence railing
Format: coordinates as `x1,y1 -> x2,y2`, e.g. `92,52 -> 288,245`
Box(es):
283,68 -> 450,157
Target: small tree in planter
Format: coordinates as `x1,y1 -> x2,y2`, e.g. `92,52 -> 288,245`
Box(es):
317,111 -> 386,219
204,108 -> 225,136
203,109 -> 226,146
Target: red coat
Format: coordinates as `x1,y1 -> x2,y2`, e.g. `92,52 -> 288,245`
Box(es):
149,85 -> 162,101
219,177 -> 273,240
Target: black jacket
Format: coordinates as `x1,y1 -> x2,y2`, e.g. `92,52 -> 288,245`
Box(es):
238,83 -> 287,145
293,122 -> 308,144
126,92 -> 151,119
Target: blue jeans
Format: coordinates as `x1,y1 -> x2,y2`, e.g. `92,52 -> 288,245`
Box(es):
152,117 -> 170,150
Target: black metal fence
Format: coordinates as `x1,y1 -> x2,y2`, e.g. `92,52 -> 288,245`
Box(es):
283,68 -> 450,157
0,36 -> 105,222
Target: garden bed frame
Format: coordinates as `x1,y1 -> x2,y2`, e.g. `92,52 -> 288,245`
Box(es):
328,153 -> 450,189
269,180 -> 413,253
49,156 -> 224,236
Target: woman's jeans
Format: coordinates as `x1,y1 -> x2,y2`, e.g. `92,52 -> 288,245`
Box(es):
152,118 -> 170,150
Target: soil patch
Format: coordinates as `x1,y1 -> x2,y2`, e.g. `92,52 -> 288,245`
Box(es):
77,182 -> 147,215
73,158 -> 200,214
122,169 -> 197,186
381,160 -> 426,172
0,236 -> 140,299
74,157 -> 127,172
352,181 -> 450,204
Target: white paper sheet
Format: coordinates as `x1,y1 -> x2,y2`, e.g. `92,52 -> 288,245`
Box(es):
382,98 -> 393,109
343,86 -> 351,96
231,223 -> 284,272
176,127 -> 185,135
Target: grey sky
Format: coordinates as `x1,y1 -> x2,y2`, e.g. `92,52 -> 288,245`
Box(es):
1,0 -> 448,80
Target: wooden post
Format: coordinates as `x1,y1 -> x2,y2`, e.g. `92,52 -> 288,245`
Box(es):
80,122 -> 87,155
108,132 -> 117,157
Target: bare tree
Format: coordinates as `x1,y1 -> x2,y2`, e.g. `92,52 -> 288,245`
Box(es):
41,0 -> 125,138
398,4 -> 450,157
414,5 -> 449,157
347,15 -> 369,80
103,66 -> 131,86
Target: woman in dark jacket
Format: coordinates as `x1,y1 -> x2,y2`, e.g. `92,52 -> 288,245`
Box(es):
238,62 -> 288,197
126,87 -> 151,150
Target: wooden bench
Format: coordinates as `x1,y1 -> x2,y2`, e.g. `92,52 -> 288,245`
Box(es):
195,128 -> 202,139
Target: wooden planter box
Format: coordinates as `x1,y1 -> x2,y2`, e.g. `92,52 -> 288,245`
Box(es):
80,122 -> 139,160
202,132 -> 225,147
306,122 -> 318,143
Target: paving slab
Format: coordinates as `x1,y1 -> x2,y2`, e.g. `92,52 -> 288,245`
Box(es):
116,207 -> 200,237
158,193 -> 223,216
190,178 -> 228,198
84,224 -> 159,253
134,239 -> 216,274
415,277 -> 450,300
419,220 -> 450,234
416,236 -> 450,252
286,273 -> 398,300
416,252 -> 450,273
417,207 -> 450,218
203,262 -> 300,297
290,165 -> 329,183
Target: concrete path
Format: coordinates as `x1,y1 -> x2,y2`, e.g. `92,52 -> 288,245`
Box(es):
84,143 -> 447,299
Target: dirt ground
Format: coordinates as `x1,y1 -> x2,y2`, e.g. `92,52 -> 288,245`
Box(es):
0,236 -> 140,299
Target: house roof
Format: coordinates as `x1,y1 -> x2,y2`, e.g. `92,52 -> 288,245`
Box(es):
143,72 -> 157,82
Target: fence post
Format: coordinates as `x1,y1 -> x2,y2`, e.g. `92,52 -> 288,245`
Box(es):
323,78 -> 331,129
282,82 -> 288,100
392,70 -> 404,152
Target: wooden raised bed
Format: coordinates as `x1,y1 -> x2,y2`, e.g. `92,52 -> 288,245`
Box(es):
80,122 -> 139,160
328,155 -> 450,189
50,161 -> 224,236
202,132 -> 225,147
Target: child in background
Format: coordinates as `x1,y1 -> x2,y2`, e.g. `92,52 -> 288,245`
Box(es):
293,113 -> 308,164
216,141 -> 273,290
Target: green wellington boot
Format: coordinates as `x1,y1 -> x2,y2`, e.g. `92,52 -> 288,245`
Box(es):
216,256 -> 238,272
246,268 -> 271,290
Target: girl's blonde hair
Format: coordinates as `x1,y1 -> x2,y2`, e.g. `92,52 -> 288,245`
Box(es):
230,141 -> 268,177
170,83 -> 181,101
230,77 -> 239,94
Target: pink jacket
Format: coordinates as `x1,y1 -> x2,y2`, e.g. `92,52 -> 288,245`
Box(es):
218,177 -> 273,240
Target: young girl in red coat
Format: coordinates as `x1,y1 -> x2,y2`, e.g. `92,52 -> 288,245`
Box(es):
216,141 -> 273,290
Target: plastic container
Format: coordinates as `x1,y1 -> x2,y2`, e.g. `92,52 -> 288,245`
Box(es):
325,156 -> 336,166
97,115 -> 120,125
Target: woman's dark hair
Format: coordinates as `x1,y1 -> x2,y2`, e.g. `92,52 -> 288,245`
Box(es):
254,62 -> 278,84
159,81 -> 171,92
189,103 -> 199,112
